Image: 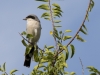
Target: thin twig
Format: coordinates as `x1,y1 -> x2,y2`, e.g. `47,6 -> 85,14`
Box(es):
19,32 -> 44,52
48,0 -> 58,52
55,0 -> 92,57
79,57 -> 84,75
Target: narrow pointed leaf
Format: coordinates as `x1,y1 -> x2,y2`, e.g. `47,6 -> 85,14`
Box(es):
47,46 -> 54,49
70,72 -> 76,75
22,39 -> 27,46
52,3 -> 60,8
38,4 -> 49,10
54,25 -> 62,28
41,12 -> 50,18
65,30 -> 72,33
70,44 -> 75,58
83,24 -> 87,31
52,8 -> 63,13
3,62 -> 6,72
10,69 -> 18,74
90,73 -> 96,75
26,34 -> 33,39
54,20 -> 61,23
0,68 -> 3,72
76,35 -> 86,42
86,13 -> 89,22
59,31 -> 62,34
44,17 -> 50,20
63,46 -> 69,60
21,31 -> 27,35
54,13 -> 60,17
80,28 -> 87,35
53,10 -> 62,16
25,45 -> 32,55
41,59 -> 48,63
33,49 -> 39,62
63,36 -> 72,41
54,33 -> 61,40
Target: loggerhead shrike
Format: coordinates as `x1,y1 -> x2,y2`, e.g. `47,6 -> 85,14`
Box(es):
23,14 -> 41,67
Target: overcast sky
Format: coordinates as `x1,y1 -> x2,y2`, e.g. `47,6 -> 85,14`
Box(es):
0,0 -> 100,75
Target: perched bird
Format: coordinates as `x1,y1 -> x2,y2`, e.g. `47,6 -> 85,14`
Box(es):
23,14 -> 41,67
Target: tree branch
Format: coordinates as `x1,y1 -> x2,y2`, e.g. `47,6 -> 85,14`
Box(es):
79,57 -> 84,75
48,0 -> 58,52
19,32 -> 44,52
56,0 -> 91,56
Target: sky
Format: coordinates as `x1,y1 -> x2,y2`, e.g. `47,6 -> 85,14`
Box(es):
0,0 -> 100,75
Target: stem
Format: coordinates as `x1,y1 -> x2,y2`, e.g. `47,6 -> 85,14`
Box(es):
79,57 -> 84,75
56,0 -> 92,56
19,32 -> 44,52
48,0 -> 58,52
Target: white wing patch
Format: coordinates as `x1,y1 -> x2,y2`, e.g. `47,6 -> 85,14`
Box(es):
34,29 -> 37,36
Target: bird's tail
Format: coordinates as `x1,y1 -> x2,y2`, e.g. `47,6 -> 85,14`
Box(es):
24,46 -> 34,67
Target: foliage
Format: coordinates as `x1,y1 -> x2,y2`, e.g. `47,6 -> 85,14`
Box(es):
1,0 -> 99,75
87,66 -> 100,75
0,62 -> 18,75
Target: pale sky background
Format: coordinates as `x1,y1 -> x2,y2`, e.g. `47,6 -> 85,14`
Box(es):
0,0 -> 100,75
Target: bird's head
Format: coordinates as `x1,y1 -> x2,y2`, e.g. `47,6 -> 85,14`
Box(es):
23,14 -> 40,22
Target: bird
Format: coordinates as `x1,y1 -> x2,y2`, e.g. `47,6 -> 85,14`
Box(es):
23,14 -> 41,67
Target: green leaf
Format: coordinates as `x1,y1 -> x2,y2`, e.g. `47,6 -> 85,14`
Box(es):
36,0 -> 48,2
26,34 -> 33,39
54,20 -> 61,23
82,24 -> 87,31
59,31 -> 62,34
52,3 -> 60,8
65,30 -> 72,33
54,33 -> 61,40
41,59 -> 48,63
89,0 -> 94,12
10,69 -> 18,74
34,65 -> 38,70
54,13 -> 60,17
76,35 -> 86,42
0,68 -> 3,72
64,72 -> 69,74
2,74 -> 6,75
54,25 -> 62,28
90,73 -> 96,75
53,10 -> 62,16
80,28 -> 87,35
52,8 -> 63,13
3,62 -> 6,72
38,4 -> 49,10
21,31 -> 27,35
70,72 -> 76,75
63,46 -> 69,61
25,45 -> 32,55
21,39 -> 27,46
38,64 -> 45,68
63,36 -> 72,41
62,62 -> 67,68
87,66 -> 100,73
70,44 -> 75,58
41,12 -> 50,18
44,17 -> 50,20
47,46 -> 54,49
33,50 -> 39,62
86,13 -> 89,22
